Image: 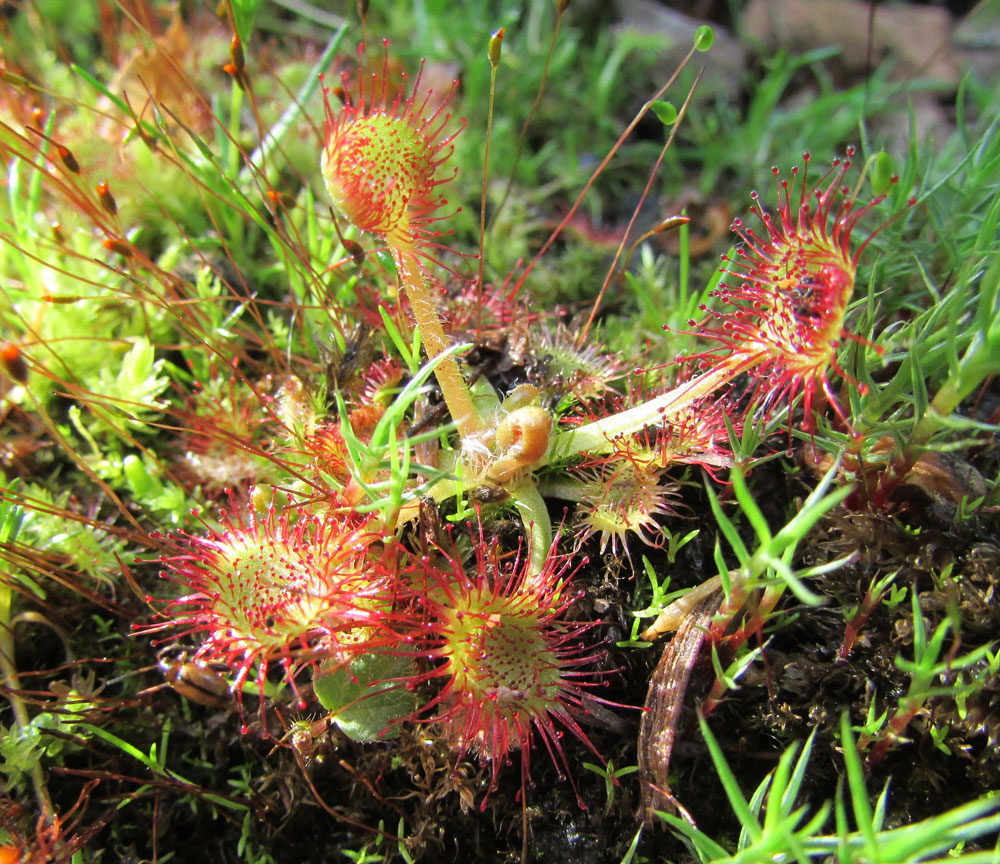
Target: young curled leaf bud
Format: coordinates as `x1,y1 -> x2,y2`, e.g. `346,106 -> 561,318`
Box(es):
485,406 -> 552,484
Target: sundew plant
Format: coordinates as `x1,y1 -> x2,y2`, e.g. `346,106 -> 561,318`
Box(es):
1,1 -> 999,861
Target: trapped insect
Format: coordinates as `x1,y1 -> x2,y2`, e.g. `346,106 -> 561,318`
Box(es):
155,649 -> 232,708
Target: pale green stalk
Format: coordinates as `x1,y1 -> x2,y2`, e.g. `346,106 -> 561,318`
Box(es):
551,359 -> 755,458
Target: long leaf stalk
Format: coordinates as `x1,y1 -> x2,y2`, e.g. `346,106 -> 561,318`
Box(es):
552,359 -> 755,458
391,238 -> 483,439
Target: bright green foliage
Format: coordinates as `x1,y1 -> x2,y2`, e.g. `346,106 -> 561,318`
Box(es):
86,339 -> 169,432
230,0 -> 265,43
658,716 -> 1000,864
0,680 -> 96,799
16,483 -> 128,585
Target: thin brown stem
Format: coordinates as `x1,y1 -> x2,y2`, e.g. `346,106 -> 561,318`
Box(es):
478,29 -> 504,339
511,41 -> 701,299
489,6 -> 565,233
577,70 -> 702,348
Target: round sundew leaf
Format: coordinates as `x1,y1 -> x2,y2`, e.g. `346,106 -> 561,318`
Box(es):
695,25 -> 715,52
651,101 -> 678,127
314,653 -> 417,742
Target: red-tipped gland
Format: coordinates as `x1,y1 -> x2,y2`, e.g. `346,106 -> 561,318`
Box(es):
321,42 -> 464,251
